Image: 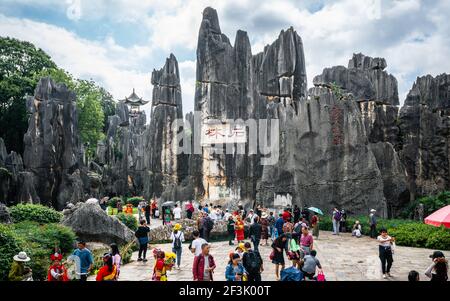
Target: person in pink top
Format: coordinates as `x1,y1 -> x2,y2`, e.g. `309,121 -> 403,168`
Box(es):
300,226 -> 314,258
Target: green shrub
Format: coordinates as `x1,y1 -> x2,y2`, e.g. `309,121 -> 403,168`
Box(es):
318,215 -> 415,235
126,196 -> 144,207
401,191 -> 450,219
116,213 -> 138,231
0,225 -> 21,281
13,221 -> 76,253
10,204 -> 62,224
389,223 -> 450,250
107,197 -> 123,208
0,222 -> 77,281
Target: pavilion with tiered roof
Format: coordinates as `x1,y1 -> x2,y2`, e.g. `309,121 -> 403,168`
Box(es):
120,88 -> 149,117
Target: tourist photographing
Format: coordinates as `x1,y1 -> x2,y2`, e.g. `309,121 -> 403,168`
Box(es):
135,220 -> 150,262
171,223 -> 185,270
332,208 -> 341,235
225,253 -> 246,281
425,251 -> 448,282
72,241 -> 93,281
192,243 -> 216,281
377,228 -> 395,279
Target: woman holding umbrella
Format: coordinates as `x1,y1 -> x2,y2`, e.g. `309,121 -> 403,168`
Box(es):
308,207 -> 323,239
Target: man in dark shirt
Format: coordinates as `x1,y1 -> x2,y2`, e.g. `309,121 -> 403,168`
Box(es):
135,220 -> 150,261
249,216 -> 262,252
293,205 -> 301,223
242,242 -> 263,281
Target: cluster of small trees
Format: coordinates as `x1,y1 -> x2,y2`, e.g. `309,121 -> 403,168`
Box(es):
0,37 -> 116,158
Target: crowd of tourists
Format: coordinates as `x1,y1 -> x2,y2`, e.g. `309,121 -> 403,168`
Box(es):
7,199 -> 448,282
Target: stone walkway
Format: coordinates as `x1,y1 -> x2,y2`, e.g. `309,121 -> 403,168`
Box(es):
104,231 -> 442,281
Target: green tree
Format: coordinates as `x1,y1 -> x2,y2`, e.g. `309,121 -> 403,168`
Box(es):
76,79 -> 105,158
0,37 -> 57,154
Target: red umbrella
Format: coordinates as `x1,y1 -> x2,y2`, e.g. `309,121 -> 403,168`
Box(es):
424,205 -> 450,228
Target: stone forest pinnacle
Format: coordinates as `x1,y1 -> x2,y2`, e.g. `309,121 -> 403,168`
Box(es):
0,7 -> 449,218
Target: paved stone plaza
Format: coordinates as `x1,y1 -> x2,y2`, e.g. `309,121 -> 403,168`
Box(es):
99,231 -> 443,281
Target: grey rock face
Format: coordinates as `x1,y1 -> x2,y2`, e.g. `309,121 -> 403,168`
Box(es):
144,54 -> 188,201
62,201 -> 134,245
398,74 -> 450,200
314,53 -> 399,105
258,87 -> 387,216
0,203 -> 11,223
22,77 -> 84,210
101,102 -> 147,197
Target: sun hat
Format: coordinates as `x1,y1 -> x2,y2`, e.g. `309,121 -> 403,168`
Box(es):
14,251 -> 30,262
370,209 -> 376,213
261,212 -> 268,218
174,223 -> 182,231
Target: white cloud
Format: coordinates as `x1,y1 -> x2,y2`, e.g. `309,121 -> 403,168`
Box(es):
1,0 -> 449,113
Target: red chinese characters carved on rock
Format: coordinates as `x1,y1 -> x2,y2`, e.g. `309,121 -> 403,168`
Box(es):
330,106 -> 344,145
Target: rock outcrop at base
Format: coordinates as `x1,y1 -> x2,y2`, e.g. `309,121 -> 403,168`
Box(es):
0,203 -> 11,223
62,200 -> 134,245
149,219 -> 230,242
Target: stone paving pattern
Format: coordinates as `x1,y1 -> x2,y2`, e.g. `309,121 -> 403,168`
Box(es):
99,231 -> 443,281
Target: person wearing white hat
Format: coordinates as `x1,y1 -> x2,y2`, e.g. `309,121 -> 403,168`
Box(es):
9,251 -> 32,281
369,209 -> 377,238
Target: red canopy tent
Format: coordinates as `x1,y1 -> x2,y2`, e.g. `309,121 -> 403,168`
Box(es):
424,205 -> 450,228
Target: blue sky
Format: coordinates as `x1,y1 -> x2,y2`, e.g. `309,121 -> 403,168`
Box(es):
0,0 -> 449,117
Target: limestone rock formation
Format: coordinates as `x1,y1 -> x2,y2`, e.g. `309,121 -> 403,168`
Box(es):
22,77 -> 84,209
100,100 -> 148,197
258,87 -> 387,216
312,54 -> 408,217
62,200 -> 134,245
0,203 -> 11,223
314,53 -> 399,105
144,54 -> 188,201
398,74 -> 450,200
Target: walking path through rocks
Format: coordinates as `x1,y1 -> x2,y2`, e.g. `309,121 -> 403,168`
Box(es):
93,231 -> 441,281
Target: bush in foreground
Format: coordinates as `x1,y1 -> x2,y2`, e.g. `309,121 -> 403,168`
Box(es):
116,212 -> 138,231
388,223 -> 450,250
0,221 -> 76,281
10,204 -> 62,224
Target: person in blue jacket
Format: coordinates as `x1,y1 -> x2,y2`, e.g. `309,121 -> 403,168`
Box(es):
275,213 -> 285,236
225,253 -> 247,281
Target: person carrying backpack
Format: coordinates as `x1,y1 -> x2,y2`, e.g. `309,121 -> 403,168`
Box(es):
202,214 -> 214,242
332,208 -> 341,235
242,242 -> 263,281
171,223 -> 185,270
